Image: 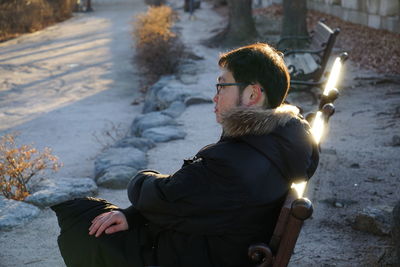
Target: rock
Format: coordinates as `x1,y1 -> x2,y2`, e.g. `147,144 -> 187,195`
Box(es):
179,74 -> 199,85
161,101 -> 186,118
392,201 -> 400,264
130,112 -> 178,136
96,166 -> 137,189
178,59 -> 200,75
352,205 -> 393,236
156,86 -> 211,110
142,126 -> 186,143
112,136 -> 155,151
24,178 -> 98,208
184,95 -> 213,106
0,196 -> 41,230
94,147 -> 147,178
143,75 -> 176,113
156,85 -> 194,109
142,75 -> 210,113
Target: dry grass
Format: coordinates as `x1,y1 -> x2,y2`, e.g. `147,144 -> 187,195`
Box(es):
0,0 -> 75,42
91,121 -> 129,152
133,5 -> 185,91
0,133 -> 61,201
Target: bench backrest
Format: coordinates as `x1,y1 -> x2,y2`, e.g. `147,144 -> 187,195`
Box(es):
282,20 -> 340,85
308,21 -> 340,82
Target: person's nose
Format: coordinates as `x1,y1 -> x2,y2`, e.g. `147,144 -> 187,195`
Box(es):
213,94 -> 218,103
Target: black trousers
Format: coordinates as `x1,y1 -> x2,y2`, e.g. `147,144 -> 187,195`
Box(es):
51,198 -> 145,267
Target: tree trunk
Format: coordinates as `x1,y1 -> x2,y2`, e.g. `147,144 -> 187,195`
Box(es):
86,0 -> 93,12
206,0 -> 257,47
281,0 -> 308,49
212,0 -> 227,7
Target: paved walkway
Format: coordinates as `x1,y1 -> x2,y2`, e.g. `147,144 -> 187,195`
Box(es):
0,1 -> 147,266
0,2 -> 147,180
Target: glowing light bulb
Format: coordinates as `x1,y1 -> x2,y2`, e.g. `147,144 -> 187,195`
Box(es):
323,57 -> 342,96
291,181 -> 307,198
311,111 -> 324,144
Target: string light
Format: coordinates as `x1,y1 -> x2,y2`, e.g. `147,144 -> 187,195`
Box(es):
292,55 -> 345,198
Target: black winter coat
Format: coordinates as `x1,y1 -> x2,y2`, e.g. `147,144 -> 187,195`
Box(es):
121,105 -> 319,267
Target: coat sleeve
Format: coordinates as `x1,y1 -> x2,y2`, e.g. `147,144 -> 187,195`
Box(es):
119,205 -> 148,228
126,162 -> 209,218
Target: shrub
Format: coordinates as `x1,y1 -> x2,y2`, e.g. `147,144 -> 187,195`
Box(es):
133,5 -> 185,90
0,0 -> 75,42
0,133 -> 61,201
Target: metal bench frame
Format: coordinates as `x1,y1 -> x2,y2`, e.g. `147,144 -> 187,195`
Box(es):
278,20 -> 340,91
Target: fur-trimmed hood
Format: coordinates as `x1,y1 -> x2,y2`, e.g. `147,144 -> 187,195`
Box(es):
221,104 -> 302,137
219,104 -> 318,180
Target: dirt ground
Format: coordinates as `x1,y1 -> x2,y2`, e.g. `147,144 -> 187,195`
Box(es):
290,70 -> 400,266
253,4 -> 400,266
0,0 -> 399,266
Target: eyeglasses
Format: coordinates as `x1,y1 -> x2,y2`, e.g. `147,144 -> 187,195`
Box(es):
215,83 -> 248,94
215,83 -> 265,95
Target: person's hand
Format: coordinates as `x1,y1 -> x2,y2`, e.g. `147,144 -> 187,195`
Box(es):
88,211 -> 128,237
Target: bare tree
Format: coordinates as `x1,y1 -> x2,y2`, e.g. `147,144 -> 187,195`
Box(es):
207,0 -> 257,47
281,0 -> 308,49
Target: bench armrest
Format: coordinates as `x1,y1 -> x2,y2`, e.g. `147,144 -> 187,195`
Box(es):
248,195 -> 313,267
248,243 -> 273,267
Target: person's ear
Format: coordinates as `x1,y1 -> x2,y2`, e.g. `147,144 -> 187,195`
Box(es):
247,85 -> 263,106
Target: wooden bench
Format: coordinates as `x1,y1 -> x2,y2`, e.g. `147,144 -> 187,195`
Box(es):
248,189 -> 313,267
277,20 -> 340,91
247,52 -> 348,266
247,108 -> 334,267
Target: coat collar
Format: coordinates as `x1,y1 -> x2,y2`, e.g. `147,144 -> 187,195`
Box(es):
221,104 -> 301,138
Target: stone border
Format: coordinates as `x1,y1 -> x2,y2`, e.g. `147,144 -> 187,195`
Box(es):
0,177 -> 98,230
93,60 -> 212,189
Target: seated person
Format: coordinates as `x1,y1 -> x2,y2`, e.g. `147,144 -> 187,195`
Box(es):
53,42 -> 319,267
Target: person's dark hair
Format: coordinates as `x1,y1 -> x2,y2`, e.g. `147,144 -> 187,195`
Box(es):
218,43 -> 290,109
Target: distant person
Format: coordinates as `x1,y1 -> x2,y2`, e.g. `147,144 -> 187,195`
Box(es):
52,42 -> 319,267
